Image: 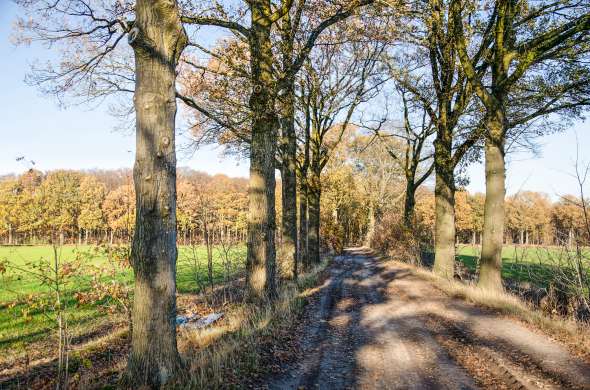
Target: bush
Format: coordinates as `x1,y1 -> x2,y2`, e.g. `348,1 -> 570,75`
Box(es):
370,210 -> 432,265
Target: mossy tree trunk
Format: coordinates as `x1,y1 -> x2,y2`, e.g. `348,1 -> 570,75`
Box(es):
307,166 -> 321,265
478,109 -> 506,291
126,0 -> 187,386
246,0 -> 278,300
433,122 -> 456,279
278,9 -> 298,280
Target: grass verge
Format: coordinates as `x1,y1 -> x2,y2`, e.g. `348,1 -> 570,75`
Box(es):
178,258 -> 330,388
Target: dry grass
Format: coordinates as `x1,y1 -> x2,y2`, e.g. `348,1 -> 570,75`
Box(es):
407,264 -> 590,358
177,259 -> 330,389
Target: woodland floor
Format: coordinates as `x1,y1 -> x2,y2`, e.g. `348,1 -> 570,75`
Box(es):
256,248 -> 590,390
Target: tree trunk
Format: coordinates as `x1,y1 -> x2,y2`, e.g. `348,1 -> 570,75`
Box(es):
125,1 -> 187,386
478,115 -> 506,291
433,135 -> 456,279
365,203 -> 376,247
278,9 -> 298,280
403,182 -> 417,229
7,226 -> 12,245
308,169 -> 321,265
246,0 -> 278,300
299,180 -> 309,269
279,86 -> 298,280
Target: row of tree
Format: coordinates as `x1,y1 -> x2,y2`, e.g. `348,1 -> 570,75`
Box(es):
0,169 -> 249,246
13,0 -> 590,386
413,190 -> 590,247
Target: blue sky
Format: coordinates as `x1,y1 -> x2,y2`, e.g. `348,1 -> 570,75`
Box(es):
0,2 -> 248,178
1,2 -> 589,198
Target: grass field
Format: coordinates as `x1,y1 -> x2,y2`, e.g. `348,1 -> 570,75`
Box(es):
456,244 -> 590,286
0,244 -> 246,354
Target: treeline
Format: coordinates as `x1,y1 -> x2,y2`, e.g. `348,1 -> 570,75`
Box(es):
0,169 -> 248,246
410,190 -> 590,247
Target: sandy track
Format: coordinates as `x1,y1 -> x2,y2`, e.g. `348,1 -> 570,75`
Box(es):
261,248 -> 590,390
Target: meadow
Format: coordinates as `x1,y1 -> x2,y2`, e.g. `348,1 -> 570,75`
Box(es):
0,244 -> 246,354
456,244 -> 590,287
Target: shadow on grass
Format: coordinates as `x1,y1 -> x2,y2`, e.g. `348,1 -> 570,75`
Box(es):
457,254 -> 574,288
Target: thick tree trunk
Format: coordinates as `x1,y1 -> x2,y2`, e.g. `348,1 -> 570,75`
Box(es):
433,132 -> 456,279
125,1 -> 186,386
279,84 -> 298,280
246,0 -> 278,300
478,114 -> 506,291
308,169 -> 321,265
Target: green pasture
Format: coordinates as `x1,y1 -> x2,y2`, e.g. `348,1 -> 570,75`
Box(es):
456,244 -> 590,286
0,244 -> 246,354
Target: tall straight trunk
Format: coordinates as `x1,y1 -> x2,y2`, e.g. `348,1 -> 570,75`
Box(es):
125,1 -> 186,386
478,112 -> 506,291
299,179 -> 309,270
433,126 -> 456,279
308,169 -> 321,265
279,87 -> 297,279
7,226 -> 12,245
278,9 -> 298,280
246,0 -> 278,300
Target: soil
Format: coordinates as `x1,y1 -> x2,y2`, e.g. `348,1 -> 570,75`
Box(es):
257,248 -> 590,390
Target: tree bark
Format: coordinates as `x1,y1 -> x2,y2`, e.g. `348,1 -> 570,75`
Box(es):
246,0 -> 278,300
403,182 -> 417,229
365,203 -> 376,246
279,82 -> 298,280
125,1 -> 187,386
433,129 -> 456,279
478,113 -> 506,291
299,182 -> 309,269
308,168 -> 321,265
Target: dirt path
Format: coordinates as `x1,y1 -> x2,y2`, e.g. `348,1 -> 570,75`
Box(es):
261,248 -> 590,390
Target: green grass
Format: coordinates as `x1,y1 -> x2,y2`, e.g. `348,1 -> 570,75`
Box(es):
0,244 -> 246,354
456,244 -> 590,286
